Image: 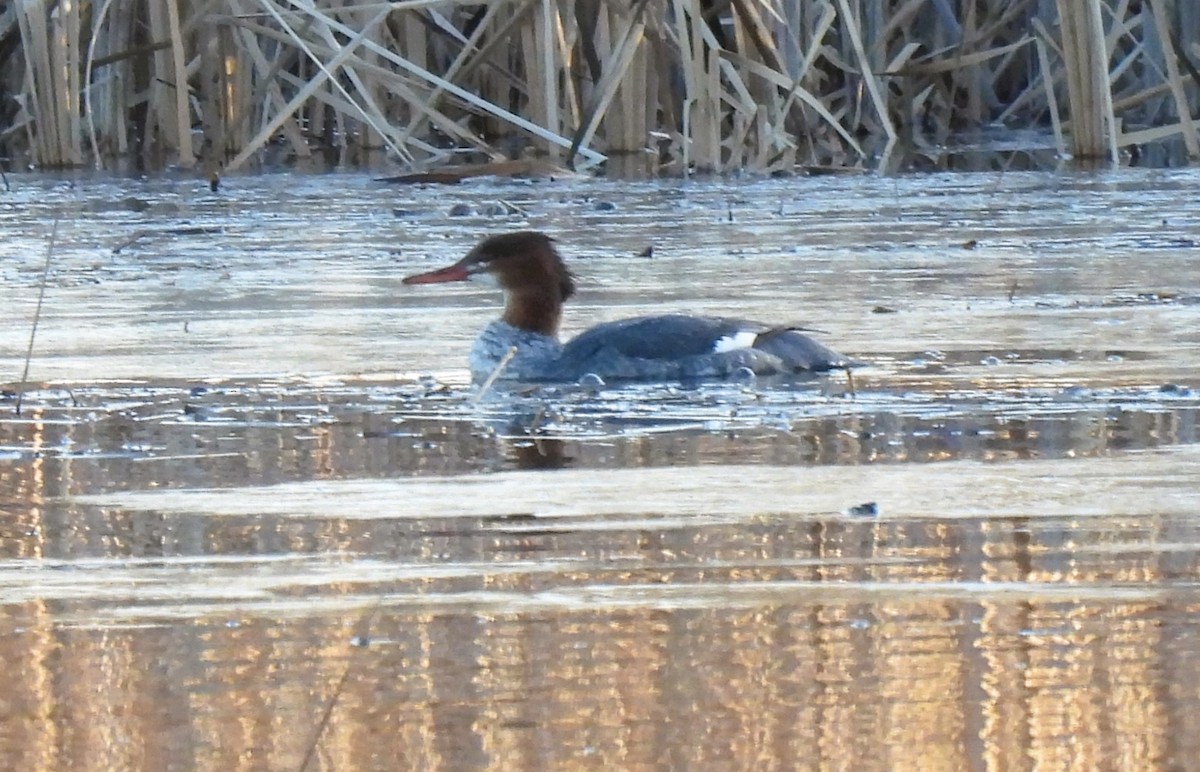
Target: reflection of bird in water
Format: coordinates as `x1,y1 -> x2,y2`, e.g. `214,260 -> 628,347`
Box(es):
506,438 -> 570,471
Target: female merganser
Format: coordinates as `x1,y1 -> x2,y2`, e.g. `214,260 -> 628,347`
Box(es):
403,231 -> 855,383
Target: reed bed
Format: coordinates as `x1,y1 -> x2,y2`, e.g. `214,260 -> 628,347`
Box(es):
0,0 -> 1197,173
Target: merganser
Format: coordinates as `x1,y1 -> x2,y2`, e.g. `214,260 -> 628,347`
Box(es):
402,231 -> 855,383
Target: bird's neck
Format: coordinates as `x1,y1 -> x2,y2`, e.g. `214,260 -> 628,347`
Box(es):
502,289 -> 562,337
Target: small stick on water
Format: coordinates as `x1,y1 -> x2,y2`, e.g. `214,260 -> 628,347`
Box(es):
16,219 -> 59,416
297,602 -> 384,772
297,661 -> 353,772
113,227 -> 221,254
113,230 -> 148,253
473,346 -> 518,403
528,406 -> 546,432
499,199 -> 527,216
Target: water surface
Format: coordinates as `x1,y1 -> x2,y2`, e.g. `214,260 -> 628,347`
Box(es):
2,169 -> 1199,770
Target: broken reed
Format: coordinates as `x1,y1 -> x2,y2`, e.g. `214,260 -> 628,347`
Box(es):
1,0 -> 1198,172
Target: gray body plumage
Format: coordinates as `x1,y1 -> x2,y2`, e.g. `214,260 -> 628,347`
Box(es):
469,320 -> 564,382
469,314 -> 853,383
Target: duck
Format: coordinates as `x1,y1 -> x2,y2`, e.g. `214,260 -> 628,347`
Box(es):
402,231 -> 855,383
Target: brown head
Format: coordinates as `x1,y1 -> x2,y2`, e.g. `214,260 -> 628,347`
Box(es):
403,231 -> 576,336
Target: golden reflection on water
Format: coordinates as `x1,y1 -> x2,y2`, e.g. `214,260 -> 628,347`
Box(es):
0,443 -> 1195,769
5,595 -> 1196,770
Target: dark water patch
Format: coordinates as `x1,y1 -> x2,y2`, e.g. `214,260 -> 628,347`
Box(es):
3,378 -> 1198,513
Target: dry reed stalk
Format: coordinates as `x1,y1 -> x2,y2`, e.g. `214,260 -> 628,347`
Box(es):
225,2 -> 393,170
534,0 -> 562,159
393,11 -> 428,132
399,9 -> 428,101
605,0 -> 653,156
4,0 -> 1198,172
1184,13 -> 1200,118
701,30 -> 758,113
1148,0 -> 1200,157
673,0 -> 723,170
342,2 -> 382,153
58,0 -> 83,164
963,1 -> 984,125
877,0 -> 926,43
994,16 -> 1060,124
668,0 -> 692,170
15,1 -> 51,164
235,17 -> 497,158
883,42 -> 921,74
1093,3 -> 1121,162
394,0 -> 537,149
1035,32 -> 1065,153
107,0 -> 135,157
835,0 -> 896,142
569,0 -> 648,163
1121,120 -> 1200,146
221,19 -> 253,155
281,0 -> 606,166
165,0 -> 194,166
1056,0 -> 1117,160
85,0 -> 120,165
286,1 -> 406,159
627,28 -> 654,156
271,64 -> 447,158
224,0 -> 312,158
270,21 -> 494,157
731,0 -> 784,74
520,21 -> 544,150
196,13 -> 252,166
555,3 -> 583,126
1110,80 -> 1184,113
897,37 -> 1033,76
146,1 -> 176,162
724,50 -> 865,156
775,3 -> 840,151
199,25 -> 222,167
87,0 -> 228,163
473,347 -> 519,404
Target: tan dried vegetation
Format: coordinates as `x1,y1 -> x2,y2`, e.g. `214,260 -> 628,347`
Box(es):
0,0 -> 1197,173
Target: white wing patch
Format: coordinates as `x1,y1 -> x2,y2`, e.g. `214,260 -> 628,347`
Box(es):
711,330 -> 759,353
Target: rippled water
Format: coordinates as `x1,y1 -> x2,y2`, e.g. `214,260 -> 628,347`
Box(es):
2,168 -> 1200,770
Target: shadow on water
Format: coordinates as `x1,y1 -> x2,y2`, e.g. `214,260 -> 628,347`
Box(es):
2,167 -> 1200,769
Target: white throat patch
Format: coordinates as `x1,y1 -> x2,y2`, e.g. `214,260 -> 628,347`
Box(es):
711,330 -> 759,353
471,270 -> 500,288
